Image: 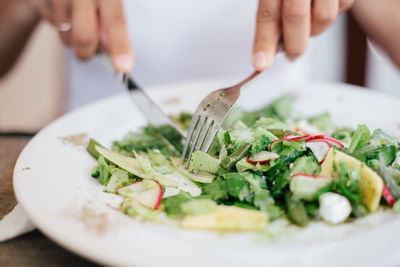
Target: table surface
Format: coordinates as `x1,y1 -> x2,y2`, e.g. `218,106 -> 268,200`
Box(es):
0,136 -> 99,266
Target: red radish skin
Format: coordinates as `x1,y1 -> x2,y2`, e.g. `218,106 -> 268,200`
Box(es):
284,134 -> 309,140
117,180 -> 163,210
305,135 -> 344,148
246,151 -> 279,165
246,157 -> 271,165
281,135 -> 307,142
294,127 -> 311,136
290,173 -> 330,179
283,134 -> 296,139
305,140 -> 331,164
382,184 -> 396,206
117,180 -> 142,190
270,135 -> 307,147
151,180 -> 163,210
270,134 -> 343,155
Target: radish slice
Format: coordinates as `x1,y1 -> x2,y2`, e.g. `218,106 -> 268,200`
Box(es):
294,127 -> 311,136
283,135 -> 307,141
382,184 -> 396,206
305,135 -> 344,148
117,180 -> 163,210
246,151 -> 279,165
270,135 -> 308,148
283,134 -> 308,140
283,133 -> 296,139
306,140 -> 331,163
291,173 -> 330,179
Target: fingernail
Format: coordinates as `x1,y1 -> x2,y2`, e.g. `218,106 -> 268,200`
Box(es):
113,54 -> 133,72
286,54 -> 298,62
253,52 -> 270,70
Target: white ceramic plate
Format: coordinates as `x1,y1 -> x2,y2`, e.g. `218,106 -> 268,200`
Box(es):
14,80 -> 400,267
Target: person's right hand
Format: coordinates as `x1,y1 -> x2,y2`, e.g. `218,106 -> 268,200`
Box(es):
33,0 -> 133,72
253,0 -> 355,71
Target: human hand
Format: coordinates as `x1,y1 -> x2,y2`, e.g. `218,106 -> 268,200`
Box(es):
33,0 -> 133,72
253,0 -> 355,71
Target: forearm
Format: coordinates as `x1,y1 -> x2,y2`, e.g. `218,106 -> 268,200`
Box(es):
0,0 -> 40,78
351,0 -> 400,69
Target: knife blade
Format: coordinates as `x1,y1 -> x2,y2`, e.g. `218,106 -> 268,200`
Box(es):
119,73 -> 184,136
98,51 -> 184,137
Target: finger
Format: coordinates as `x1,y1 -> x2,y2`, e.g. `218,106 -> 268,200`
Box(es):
71,0 -> 99,60
311,0 -> 339,36
52,0 -> 72,45
33,0 -> 54,23
339,0 -> 355,13
282,0 -> 311,58
98,0 -> 133,72
253,0 -> 281,71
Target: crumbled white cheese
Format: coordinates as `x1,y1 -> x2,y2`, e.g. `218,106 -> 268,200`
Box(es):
318,192 -> 351,224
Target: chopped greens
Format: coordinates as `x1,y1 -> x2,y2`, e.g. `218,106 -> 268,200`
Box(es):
189,151 -> 219,173
87,95 -> 400,232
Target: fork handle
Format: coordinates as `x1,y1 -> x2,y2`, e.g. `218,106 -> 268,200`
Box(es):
236,71 -> 262,90
237,37 -> 285,89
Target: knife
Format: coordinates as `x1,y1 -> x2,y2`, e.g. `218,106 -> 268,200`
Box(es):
98,52 -> 185,137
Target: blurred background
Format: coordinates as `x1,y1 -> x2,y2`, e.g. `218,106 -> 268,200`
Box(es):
0,1 -> 399,134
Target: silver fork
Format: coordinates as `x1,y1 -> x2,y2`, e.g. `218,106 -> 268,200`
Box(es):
181,71 -> 261,166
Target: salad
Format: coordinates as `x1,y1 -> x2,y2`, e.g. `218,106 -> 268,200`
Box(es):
87,95 -> 400,231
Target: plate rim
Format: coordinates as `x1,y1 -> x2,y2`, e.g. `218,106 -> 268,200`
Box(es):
13,80 -> 400,266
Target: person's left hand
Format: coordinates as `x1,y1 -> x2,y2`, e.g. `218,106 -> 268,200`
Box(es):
33,0 -> 133,72
253,0 -> 355,71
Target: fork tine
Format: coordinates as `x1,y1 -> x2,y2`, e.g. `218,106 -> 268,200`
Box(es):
201,124 -> 220,153
193,120 -> 215,175
181,71 -> 260,170
181,115 -> 200,164
194,119 -> 213,152
185,116 -> 207,167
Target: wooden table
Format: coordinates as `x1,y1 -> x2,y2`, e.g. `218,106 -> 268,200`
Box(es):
0,136 -> 99,266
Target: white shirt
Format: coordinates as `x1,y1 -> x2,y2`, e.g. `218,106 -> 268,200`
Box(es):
66,0 -> 349,110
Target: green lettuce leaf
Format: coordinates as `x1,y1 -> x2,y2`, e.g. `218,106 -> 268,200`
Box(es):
271,140 -> 306,163
104,168 -> 129,193
250,127 -> 277,155
220,143 -> 251,170
285,191 -> 309,226
308,112 -> 332,132
239,172 -> 283,220
290,156 -> 321,175
332,160 -> 364,216
162,191 -> 193,219
189,151 -> 219,174
181,199 -> 217,215
349,124 -> 371,153
223,173 -> 252,202
331,127 -> 354,144
224,125 -> 254,151
368,160 -> 400,199
201,177 -> 229,202
147,149 -> 175,174
253,117 -> 290,131
370,129 -> 398,147
256,95 -> 293,120
352,144 -> 397,167
98,156 -> 111,185
235,157 -> 274,173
